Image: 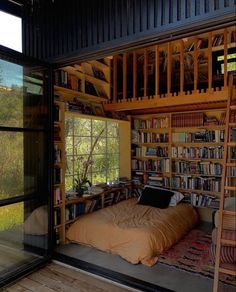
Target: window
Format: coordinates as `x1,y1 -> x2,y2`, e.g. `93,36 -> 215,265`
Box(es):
65,116 -> 120,191
0,11 -> 22,52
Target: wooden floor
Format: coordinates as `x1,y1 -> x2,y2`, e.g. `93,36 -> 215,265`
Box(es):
3,262 -> 138,292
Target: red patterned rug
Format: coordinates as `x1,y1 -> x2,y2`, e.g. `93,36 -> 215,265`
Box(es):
159,229 -> 236,287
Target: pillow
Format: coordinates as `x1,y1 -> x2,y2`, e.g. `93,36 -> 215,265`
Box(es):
141,185 -> 184,207
24,205 -> 48,235
138,186 -> 174,209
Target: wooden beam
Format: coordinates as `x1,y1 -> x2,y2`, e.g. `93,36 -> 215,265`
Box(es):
123,52 -> 127,100
155,45 -> 159,97
208,31 -> 212,93
224,28 -> 228,88
133,50 -> 137,99
104,89 -> 228,112
167,42 -> 171,97
180,40 -> 184,94
144,48 -> 148,97
113,55 -> 117,102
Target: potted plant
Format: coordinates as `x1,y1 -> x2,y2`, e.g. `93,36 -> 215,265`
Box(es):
74,128 -> 104,196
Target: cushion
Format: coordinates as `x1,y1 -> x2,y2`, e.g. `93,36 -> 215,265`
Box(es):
24,205 -> 48,235
142,185 -> 184,207
138,186 -> 174,209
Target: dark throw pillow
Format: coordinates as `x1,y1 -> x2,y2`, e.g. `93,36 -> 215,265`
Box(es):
138,187 -> 174,209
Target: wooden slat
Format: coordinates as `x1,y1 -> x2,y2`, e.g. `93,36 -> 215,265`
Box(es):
224,186 -> 236,191
167,42 -> 171,97
180,40 -> 184,94
223,210 -> 236,216
144,48 -> 148,97
227,142 -> 236,146
226,163 -> 236,167
155,45 -> 159,96
230,105 -> 236,110
221,239 -> 236,246
208,31 -> 212,92
219,267 -> 236,276
224,28 -> 228,88
113,55 -> 117,102
133,50 -> 137,98
123,52 -> 127,100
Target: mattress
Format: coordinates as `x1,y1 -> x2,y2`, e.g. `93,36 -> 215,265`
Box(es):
66,198 -> 198,266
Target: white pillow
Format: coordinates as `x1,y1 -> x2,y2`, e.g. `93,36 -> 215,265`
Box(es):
143,185 -> 184,206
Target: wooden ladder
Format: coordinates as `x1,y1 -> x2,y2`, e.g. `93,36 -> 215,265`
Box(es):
213,75 -> 236,292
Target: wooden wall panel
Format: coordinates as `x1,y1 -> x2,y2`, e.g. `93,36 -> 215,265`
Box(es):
21,0 -> 236,63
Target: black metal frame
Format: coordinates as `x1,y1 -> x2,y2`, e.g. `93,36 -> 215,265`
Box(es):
0,44 -> 54,288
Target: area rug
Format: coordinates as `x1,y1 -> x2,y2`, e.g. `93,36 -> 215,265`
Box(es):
159,229 -> 236,287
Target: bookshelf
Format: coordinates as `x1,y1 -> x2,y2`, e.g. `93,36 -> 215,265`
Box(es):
53,100 -> 66,245
131,109 -> 230,210
54,58 -> 111,103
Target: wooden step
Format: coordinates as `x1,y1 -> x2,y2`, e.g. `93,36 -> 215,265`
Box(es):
219,268 -> 236,276
223,210 -> 236,216
226,162 -> 236,167
227,142 -> 236,147
221,238 -> 236,246
224,186 -> 236,191
229,123 -> 236,128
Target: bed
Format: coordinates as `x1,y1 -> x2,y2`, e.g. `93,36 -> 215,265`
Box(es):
66,197 -> 198,266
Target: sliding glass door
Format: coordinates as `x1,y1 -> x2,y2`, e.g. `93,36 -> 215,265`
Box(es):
0,47 -> 52,287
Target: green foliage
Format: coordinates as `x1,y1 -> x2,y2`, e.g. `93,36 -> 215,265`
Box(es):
0,202 -> 23,231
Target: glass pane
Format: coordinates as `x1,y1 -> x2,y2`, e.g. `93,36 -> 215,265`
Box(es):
0,59 -> 47,129
107,138 -> 119,153
74,137 -> 91,155
0,201 -> 47,282
74,118 -> 91,136
107,169 -> 119,182
93,138 -> 106,154
92,172 -> 106,184
107,122 -> 119,137
92,154 -> 107,172
65,137 -> 73,155
65,117 -> 73,137
0,131 -> 46,200
65,175 -> 74,192
108,154 -> 119,170
65,155 -> 74,175
92,120 -> 106,137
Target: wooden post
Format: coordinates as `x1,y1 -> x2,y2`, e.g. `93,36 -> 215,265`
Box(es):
167,42 -> 171,97
224,28 -> 228,88
144,48 -> 148,97
194,37 -> 198,93
123,52 -> 127,100
180,40 -> 184,95
208,32 -> 212,93
133,50 -> 137,99
155,45 -> 159,97
113,55 -> 117,102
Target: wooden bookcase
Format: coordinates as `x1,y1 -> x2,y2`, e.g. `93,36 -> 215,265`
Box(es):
131,109 -> 228,210
54,58 -> 111,103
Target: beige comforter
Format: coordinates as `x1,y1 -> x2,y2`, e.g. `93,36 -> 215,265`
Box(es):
66,198 -> 198,266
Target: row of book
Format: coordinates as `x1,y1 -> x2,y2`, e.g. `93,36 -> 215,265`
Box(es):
131,158 -> 170,173
172,176 -> 221,192
54,187 -> 61,206
65,200 -> 98,221
54,167 -> 62,185
172,161 -> 222,176
219,111 -> 236,125
133,117 -> 169,129
54,145 -> 61,164
184,193 -> 220,209
171,146 -> 224,159
172,130 -> 224,143
172,112 -> 205,127
133,146 -> 168,157
55,69 -> 82,92
132,131 -> 169,143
